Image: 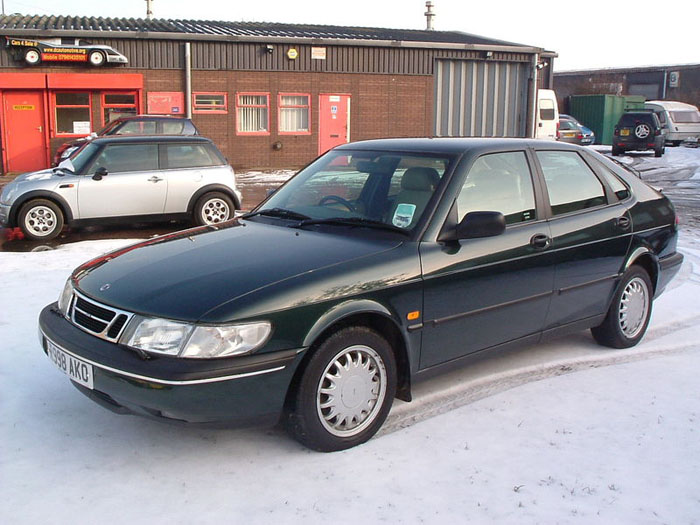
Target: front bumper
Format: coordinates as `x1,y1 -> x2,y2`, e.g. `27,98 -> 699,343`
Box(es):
106,55 -> 128,64
0,203 -> 10,227
38,304 -> 304,425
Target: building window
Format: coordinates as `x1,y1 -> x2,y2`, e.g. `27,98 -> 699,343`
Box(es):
102,92 -> 138,126
193,92 -> 228,114
236,93 -> 269,134
54,92 -> 91,135
279,94 -> 310,134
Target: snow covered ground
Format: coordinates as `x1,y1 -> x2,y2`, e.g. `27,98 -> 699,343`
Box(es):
2,154 -> 700,523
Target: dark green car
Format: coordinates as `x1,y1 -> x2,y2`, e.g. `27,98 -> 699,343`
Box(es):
39,138 -> 683,451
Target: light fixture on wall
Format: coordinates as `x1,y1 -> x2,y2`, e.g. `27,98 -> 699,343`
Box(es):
484,51 -> 493,59
264,45 -> 274,54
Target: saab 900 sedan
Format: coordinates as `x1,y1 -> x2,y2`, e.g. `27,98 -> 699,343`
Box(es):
38,138 -> 683,452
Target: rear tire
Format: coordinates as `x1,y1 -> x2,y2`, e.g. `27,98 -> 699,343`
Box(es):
88,50 -> 105,67
612,146 -> 621,156
591,266 -> 653,349
18,199 -> 64,241
654,146 -> 663,157
194,192 -> 235,226
286,326 -> 397,452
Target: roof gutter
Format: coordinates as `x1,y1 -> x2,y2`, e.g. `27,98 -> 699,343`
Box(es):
0,28 -> 545,54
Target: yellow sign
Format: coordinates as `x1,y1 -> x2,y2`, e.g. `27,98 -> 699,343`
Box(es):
287,48 -> 298,60
13,105 -> 35,111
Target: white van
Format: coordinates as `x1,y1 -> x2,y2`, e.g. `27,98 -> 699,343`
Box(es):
645,100 -> 700,146
536,89 -> 559,140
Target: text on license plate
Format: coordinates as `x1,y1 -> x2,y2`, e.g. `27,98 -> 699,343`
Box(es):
621,129 -> 630,136
46,338 -> 94,389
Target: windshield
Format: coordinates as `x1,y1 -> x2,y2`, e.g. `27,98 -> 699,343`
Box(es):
257,149 -> 452,233
69,142 -> 100,174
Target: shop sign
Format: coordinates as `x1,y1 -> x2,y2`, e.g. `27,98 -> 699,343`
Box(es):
5,36 -> 128,67
311,47 -> 327,60
12,104 -> 35,111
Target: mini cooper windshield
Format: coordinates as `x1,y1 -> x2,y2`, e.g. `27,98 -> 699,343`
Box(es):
256,150 -> 452,234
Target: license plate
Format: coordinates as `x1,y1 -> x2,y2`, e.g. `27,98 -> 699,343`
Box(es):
621,129 -> 630,136
46,338 -> 94,389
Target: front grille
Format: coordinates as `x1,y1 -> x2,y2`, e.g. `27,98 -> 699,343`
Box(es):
69,291 -> 133,342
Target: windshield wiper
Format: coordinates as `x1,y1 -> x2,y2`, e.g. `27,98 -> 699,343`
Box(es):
241,208 -> 311,221
291,217 -> 411,236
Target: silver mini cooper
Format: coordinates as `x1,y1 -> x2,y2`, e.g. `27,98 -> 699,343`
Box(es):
0,136 -> 241,240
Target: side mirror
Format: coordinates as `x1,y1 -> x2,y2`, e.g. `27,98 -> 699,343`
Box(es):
454,211 -> 506,240
92,167 -> 108,181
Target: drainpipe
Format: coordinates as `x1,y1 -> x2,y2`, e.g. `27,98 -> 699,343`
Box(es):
185,42 -> 192,119
661,69 -> 667,99
527,53 -> 539,138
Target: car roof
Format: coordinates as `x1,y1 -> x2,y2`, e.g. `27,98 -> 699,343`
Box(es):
333,137 -> 581,155
90,135 -> 212,145
646,100 -> 699,111
114,115 -> 192,122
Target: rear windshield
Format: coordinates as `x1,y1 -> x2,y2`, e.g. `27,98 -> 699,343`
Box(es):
670,111 -> 700,123
619,113 -> 654,127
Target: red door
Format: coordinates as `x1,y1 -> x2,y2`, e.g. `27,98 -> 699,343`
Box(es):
3,91 -> 47,172
319,94 -> 351,155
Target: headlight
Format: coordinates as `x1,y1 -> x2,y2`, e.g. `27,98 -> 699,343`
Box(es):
123,317 -> 271,359
181,322 -> 272,359
125,317 -> 193,356
57,279 -> 74,317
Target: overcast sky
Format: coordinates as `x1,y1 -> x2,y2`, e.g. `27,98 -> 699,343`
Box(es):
2,0 -> 697,71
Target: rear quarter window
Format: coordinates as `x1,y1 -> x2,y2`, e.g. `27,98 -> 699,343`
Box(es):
164,144 -> 224,169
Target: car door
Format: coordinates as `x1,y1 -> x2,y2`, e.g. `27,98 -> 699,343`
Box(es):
419,150 -> 555,369
77,142 -> 167,218
534,149 -> 632,332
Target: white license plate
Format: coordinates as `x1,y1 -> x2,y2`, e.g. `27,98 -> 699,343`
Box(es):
46,338 -> 94,389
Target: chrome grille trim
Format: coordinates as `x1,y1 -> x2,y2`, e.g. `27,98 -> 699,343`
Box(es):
69,290 -> 134,342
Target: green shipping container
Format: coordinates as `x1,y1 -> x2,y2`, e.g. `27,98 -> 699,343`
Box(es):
568,95 -> 646,145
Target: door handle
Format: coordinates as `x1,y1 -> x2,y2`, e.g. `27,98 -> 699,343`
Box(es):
616,216 -> 631,231
530,233 -> 551,250
148,176 -> 163,183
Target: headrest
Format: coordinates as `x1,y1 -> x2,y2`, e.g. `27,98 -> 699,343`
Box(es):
401,167 -> 439,192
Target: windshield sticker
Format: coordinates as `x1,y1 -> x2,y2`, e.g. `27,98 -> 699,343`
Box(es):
393,203 -> 417,228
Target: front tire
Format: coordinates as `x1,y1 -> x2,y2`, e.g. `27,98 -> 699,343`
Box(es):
591,266 -> 653,348
194,192 -> 235,226
88,50 -> 105,67
287,327 -> 397,452
18,199 -> 64,240
24,48 -> 41,65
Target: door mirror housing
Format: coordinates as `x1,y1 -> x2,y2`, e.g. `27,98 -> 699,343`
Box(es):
92,167 -> 108,181
454,211 -> 506,240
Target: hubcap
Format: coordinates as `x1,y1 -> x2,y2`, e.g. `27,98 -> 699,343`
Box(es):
90,52 -> 104,65
24,206 -> 57,237
201,198 -> 230,224
316,345 -> 387,437
619,277 -> 649,338
26,50 -> 39,63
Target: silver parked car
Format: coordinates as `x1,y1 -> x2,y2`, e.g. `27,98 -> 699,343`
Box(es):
0,136 -> 241,240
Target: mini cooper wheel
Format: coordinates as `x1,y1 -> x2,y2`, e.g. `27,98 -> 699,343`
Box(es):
591,266 -> 653,348
194,192 -> 235,226
24,48 -> 41,65
88,50 -> 105,67
288,327 -> 397,452
18,199 -> 64,241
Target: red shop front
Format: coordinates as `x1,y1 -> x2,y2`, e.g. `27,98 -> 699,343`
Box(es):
0,72 -> 143,173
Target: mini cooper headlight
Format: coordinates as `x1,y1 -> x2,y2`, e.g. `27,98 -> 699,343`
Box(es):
123,317 -> 271,359
57,279 -> 74,317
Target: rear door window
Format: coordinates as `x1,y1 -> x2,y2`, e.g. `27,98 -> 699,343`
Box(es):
537,151 -> 607,215
539,99 -> 555,121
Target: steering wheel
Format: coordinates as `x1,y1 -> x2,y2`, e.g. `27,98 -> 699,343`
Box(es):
319,195 -> 356,212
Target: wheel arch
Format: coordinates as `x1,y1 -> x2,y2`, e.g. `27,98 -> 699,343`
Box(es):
625,247 -> 660,294
287,300 -> 412,409
187,185 -> 241,213
9,190 -> 74,227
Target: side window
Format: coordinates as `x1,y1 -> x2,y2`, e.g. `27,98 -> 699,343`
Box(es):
539,99 -> 555,121
164,144 -> 221,169
115,121 -> 157,135
457,151 -> 537,225
656,111 -> 666,125
588,158 -> 631,201
537,151 -> 607,215
90,144 -> 158,173
161,120 -> 185,134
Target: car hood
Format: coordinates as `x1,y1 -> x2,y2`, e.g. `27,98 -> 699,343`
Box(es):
13,168 -> 67,183
73,220 -> 403,322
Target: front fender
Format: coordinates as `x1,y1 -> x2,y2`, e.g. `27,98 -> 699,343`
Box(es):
9,190 -> 74,227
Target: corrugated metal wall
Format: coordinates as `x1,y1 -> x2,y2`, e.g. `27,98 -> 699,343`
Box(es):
434,59 -> 530,138
0,38 -> 531,75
